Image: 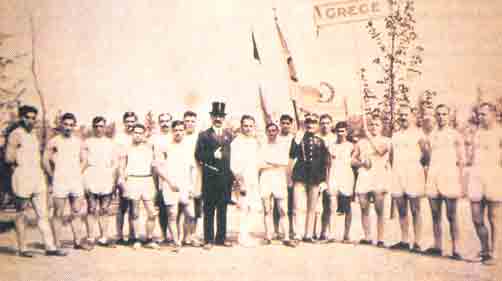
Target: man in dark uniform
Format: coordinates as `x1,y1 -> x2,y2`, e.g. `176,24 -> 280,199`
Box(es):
288,113 -> 330,242
195,102 -> 234,250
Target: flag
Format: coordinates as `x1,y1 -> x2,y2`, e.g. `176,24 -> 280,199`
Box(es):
252,32 -> 261,62
273,11 -> 298,83
273,9 -> 347,123
296,82 -> 348,122
252,31 -> 272,125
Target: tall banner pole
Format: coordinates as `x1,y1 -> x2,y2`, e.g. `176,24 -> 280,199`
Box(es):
273,8 -> 301,129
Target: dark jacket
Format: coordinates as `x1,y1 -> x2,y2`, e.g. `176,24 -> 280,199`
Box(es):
194,127 -> 234,203
289,132 -> 330,185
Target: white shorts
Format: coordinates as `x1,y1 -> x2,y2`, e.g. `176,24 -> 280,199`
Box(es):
124,176 -> 156,201
162,187 -> 191,206
238,183 -> 261,211
355,169 -> 389,194
11,166 -> 47,199
356,170 -> 372,194
391,164 -> 425,198
426,165 -> 462,199
52,181 -> 84,198
331,168 -> 355,196
83,166 -> 114,195
260,169 -> 287,199
468,166 -> 502,202
193,165 -> 203,197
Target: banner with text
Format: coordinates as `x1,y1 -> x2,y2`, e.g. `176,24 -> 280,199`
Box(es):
313,0 -> 390,26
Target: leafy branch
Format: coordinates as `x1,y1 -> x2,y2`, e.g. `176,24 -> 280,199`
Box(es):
363,0 -> 431,135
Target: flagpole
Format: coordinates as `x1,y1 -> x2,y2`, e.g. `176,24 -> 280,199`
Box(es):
252,31 -> 272,126
273,8 -> 301,129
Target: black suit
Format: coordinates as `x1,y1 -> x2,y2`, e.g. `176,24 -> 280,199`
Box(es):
195,127 -> 233,244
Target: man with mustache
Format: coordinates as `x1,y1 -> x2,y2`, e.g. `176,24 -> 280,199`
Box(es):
195,102 -> 234,250
114,112 -> 138,245
6,105 -> 66,257
44,112 -> 92,251
288,113 -> 330,242
152,112 -> 173,245
318,114 -> 337,241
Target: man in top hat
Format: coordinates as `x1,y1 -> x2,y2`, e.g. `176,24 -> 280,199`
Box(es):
195,102 -> 234,249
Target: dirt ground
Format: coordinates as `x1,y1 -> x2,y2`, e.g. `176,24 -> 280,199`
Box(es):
0,197 -> 500,281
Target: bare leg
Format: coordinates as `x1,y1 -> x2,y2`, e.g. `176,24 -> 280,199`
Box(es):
143,200 -> 157,240
445,198 -> 459,254
262,197 -> 272,240
409,197 -> 422,247
471,201 -> 489,255
130,200 -> 141,241
343,202 -> 352,241
180,202 -> 196,243
166,205 -> 179,245
86,194 -> 98,243
358,193 -> 371,241
374,192 -> 385,243
320,190 -> 333,239
31,193 -> 57,251
14,198 -> 29,253
272,197 -> 280,236
428,197 -> 442,250
395,196 -> 409,243
276,198 -> 290,241
98,195 -> 113,242
291,183 -> 302,239
305,185 -> 320,239
176,202 -> 183,241
51,198 -> 67,248
69,196 -> 87,246
487,201 -> 501,257
116,194 -> 128,240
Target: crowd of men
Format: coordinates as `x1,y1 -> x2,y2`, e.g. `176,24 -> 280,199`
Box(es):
1,100 -> 501,266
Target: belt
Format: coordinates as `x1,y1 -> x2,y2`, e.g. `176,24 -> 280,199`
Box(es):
128,174 -> 152,178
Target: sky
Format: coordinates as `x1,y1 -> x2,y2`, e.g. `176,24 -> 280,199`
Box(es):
0,0 -> 501,125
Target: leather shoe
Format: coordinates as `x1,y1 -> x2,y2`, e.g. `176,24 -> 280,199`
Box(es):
45,249 -> 67,257
74,242 -> 93,251
215,240 -> 233,247
282,240 -> 297,248
18,251 -> 34,258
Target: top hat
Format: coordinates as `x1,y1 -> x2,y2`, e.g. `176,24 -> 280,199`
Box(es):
210,102 -> 226,116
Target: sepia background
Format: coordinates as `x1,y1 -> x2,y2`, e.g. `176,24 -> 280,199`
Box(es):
1,1 -> 502,281
1,0 -> 501,125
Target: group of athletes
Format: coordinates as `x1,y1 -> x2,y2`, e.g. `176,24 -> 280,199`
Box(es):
2,100 -> 500,265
